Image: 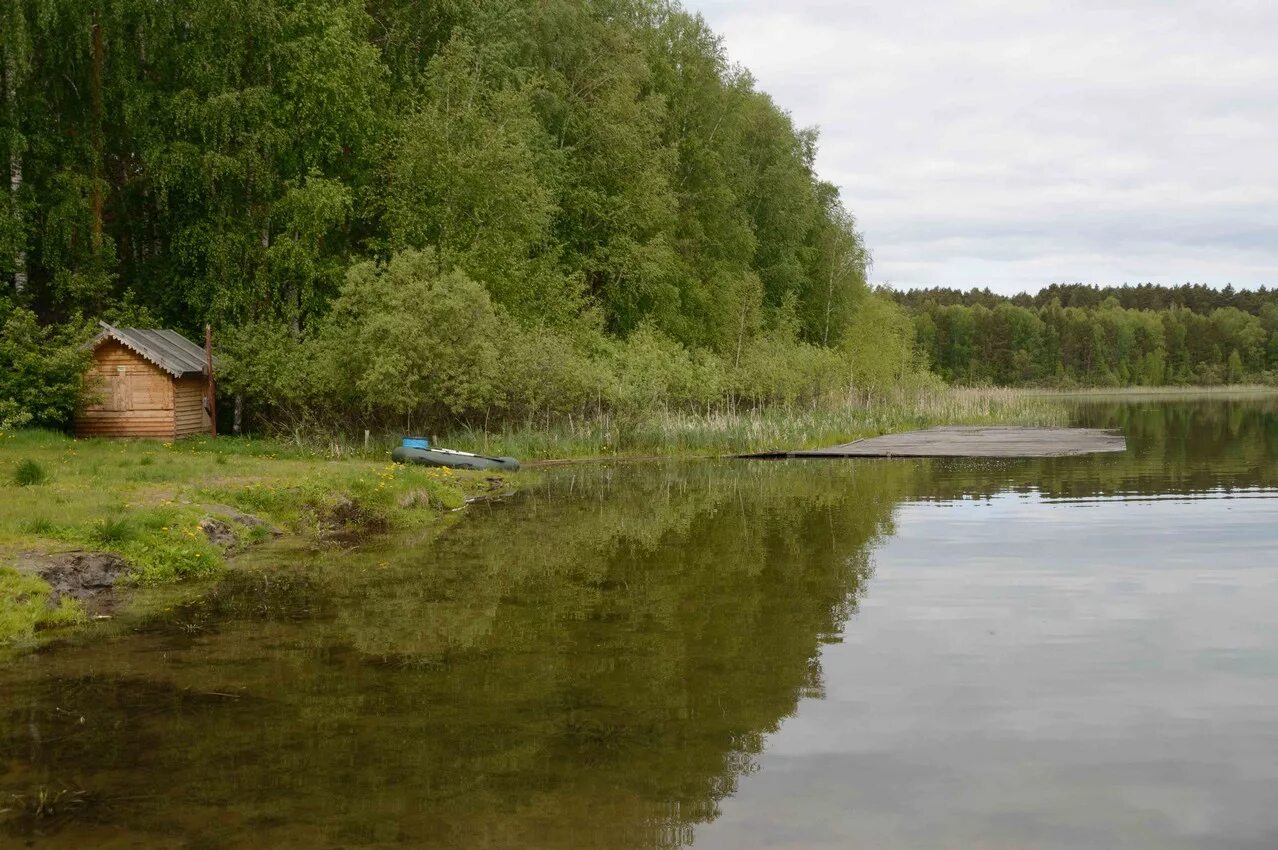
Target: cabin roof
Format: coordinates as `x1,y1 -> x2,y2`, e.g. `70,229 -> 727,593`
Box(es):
90,321 -> 218,379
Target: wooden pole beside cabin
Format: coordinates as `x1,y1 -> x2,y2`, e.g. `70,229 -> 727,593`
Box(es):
205,324 -> 217,437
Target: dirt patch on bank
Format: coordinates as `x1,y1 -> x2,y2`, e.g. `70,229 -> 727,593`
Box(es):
13,551 -> 129,614
197,505 -> 282,551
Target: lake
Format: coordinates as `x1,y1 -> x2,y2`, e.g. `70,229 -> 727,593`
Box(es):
2,398 -> 1277,848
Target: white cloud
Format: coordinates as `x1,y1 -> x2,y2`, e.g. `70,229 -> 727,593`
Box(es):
687,0 -> 1278,293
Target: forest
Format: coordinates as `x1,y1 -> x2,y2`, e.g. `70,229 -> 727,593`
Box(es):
891,282 -> 1278,315
894,285 -> 1278,387
3,1 -> 1275,439
1,0 -> 932,437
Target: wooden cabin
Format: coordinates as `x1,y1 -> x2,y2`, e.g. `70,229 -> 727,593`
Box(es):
75,323 -> 217,440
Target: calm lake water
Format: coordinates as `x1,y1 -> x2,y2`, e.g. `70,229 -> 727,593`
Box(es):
3,398 -> 1277,848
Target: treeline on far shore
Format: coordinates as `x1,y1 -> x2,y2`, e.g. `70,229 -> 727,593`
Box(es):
892,285 -> 1278,388
891,282 -> 1278,316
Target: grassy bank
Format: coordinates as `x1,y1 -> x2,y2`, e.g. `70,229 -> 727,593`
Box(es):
0,429 -> 515,647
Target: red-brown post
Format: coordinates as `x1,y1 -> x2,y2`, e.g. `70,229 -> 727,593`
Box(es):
205,324 -> 217,437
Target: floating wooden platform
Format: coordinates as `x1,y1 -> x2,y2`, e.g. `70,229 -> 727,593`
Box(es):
745,426 -> 1127,459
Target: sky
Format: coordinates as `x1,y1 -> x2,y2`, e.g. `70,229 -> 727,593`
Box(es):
686,0 -> 1278,295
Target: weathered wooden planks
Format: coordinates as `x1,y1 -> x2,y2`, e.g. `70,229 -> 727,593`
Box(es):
746,426 -> 1126,459
173,376 -> 210,437
75,327 -> 216,440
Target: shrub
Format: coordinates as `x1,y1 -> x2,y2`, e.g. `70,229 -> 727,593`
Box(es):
493,324 -> 611,420
842,293 -> 929,397
12,459 -> 47,487
321,250 -> 500,419
608,325 -> 705,415
0,303 -> 93,429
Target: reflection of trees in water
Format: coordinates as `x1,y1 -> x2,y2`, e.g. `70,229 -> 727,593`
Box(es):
9,401 -> 1270,847
1,460 -> 917,849
917,399 -> 1278,503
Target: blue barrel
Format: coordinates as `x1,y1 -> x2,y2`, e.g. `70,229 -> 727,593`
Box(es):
402,437 -> 431,450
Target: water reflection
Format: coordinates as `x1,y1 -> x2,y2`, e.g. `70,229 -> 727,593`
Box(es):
919,397 -> 1278,504
2,399 -> 1276,848
2,461 -> 914,847
694,399 -> 1278,850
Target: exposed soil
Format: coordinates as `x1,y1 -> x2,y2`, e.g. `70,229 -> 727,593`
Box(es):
14,551 -> 129,614
318,497 -> 390,540
198,505 -> 282,551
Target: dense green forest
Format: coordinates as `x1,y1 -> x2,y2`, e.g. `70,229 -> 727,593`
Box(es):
892,285 -> 1278,387
2,0 -> 933,435
4,2 -> 1274,437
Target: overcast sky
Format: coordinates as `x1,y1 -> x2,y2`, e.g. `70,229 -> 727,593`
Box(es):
687,0 -> 1278,294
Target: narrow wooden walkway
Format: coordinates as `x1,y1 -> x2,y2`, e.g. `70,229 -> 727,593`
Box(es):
745,426 -> 1126,459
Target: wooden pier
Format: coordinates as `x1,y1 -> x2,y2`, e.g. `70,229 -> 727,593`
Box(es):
745,426 -> 1126,459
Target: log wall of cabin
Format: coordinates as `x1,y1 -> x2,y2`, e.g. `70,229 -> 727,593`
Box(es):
173,376 -> 212,437
75,341 -> 177,439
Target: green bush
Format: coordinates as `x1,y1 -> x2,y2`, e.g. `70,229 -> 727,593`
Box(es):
0,303 -> 92,429
842,293 -> 935,396
733,329 -> 842,408
608,324 -> 708,415
493,324 -> 612,420
325,251 -> 501,418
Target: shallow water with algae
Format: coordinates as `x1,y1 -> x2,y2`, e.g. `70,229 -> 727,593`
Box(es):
2,398 -> 1277,848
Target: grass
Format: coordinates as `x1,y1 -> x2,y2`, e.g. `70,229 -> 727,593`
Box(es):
21,517 -> 57,535
0,568 -> 85,649
90,516 -> 137,546
0,428 -> 516,645
11,459 -> 46,487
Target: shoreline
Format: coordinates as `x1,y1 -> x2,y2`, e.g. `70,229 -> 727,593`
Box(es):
1,430 -> 521,650
5,384 -> 1273,650
1022,384 -> 1278,398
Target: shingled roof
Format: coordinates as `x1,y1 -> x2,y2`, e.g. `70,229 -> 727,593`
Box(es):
90,321 -> 218,378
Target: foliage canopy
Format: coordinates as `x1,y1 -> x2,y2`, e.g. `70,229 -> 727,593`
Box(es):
2,0 -> 887,432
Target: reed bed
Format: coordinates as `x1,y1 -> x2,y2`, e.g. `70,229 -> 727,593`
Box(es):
440,387 -> 1070,460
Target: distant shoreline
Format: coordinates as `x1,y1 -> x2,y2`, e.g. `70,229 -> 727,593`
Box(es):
1023,385 -> 1278,398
